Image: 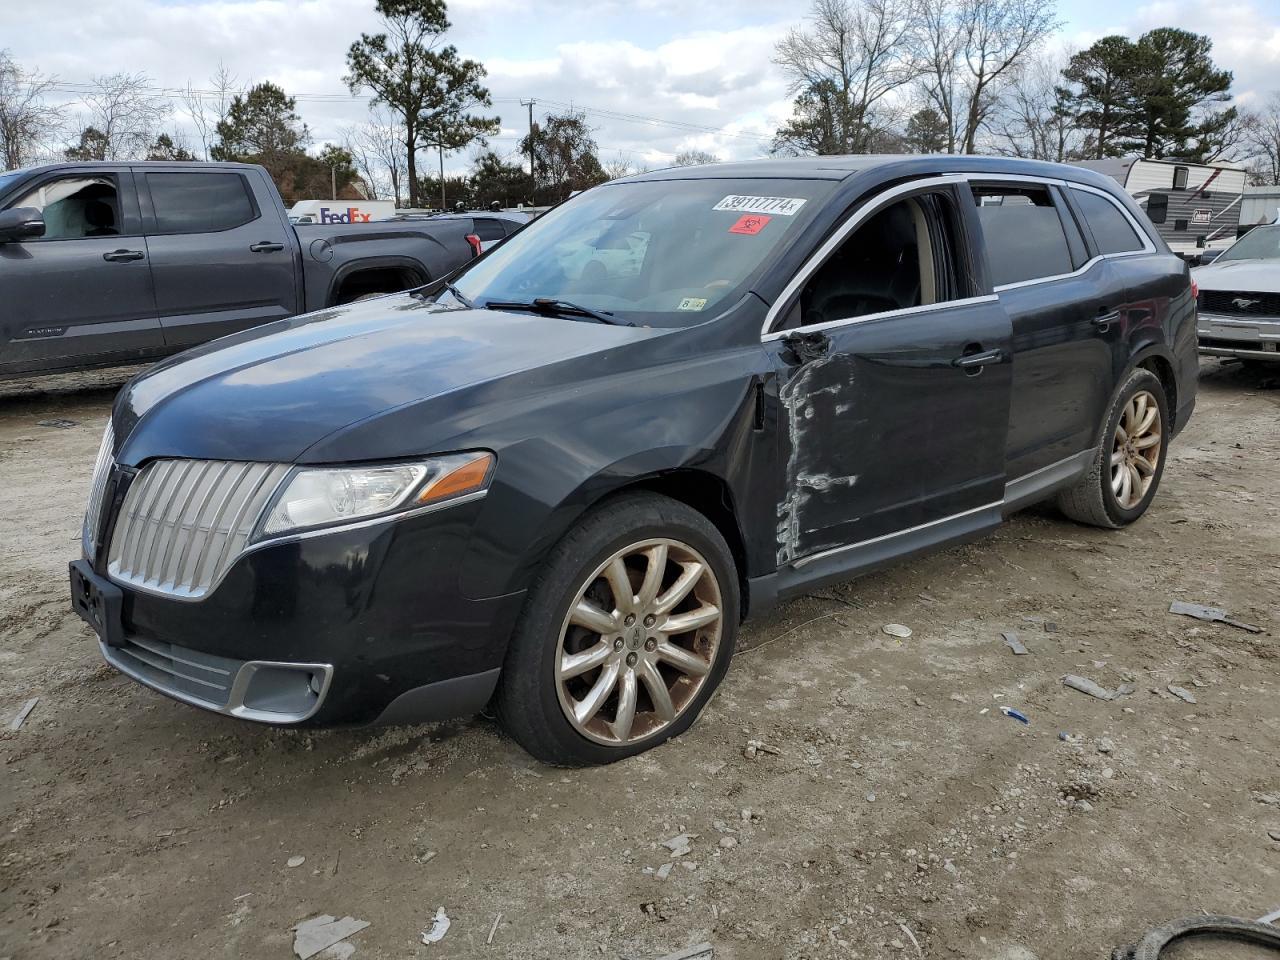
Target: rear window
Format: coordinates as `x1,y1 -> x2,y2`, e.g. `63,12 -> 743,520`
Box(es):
473,218 -> 507,242
147,172 -> 257,234
972,184 -> 1074,287
1071,188 -> 1144,255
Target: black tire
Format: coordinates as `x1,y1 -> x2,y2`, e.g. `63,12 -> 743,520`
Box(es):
1057,367 -> 1170,528
495,492 -> 739,766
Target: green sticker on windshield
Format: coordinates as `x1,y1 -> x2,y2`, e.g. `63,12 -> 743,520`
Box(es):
677,297 -> 708,311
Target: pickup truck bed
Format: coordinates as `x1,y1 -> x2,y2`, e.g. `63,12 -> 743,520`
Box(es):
0,161 -> 519,380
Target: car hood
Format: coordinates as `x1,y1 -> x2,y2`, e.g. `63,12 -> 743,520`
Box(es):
1192,259 -> 1280,292
114,294 -> 665,465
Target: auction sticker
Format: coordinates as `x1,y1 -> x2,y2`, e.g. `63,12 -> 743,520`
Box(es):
729,214 -> 771,235
714,195 -> 807,216
677,297 -> 708,311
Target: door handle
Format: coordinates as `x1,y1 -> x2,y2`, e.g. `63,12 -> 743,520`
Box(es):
1093,310 -> 1121,331
102,249 -> 145,262
249,241 -> 285,253
951,347 -> 1003,370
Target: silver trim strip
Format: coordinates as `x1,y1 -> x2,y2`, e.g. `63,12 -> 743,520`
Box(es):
792,499 -> 1002,569
761,295 -> 999,341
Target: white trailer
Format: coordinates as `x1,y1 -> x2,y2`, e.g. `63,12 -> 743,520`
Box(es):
288,199 -> 396,224
1073,158 -> 1246,258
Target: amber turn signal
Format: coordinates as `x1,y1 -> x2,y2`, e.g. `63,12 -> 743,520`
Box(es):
416,452 -> 494,505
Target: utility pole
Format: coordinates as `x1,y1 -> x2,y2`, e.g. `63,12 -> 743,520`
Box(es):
520,98 -> 537,184
437,140 -> 446,211
330,164 -> 337,201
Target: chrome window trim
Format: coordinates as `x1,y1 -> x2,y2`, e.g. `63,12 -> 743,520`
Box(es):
760,294 -> 999,341
759,170 -> 1160,339
759,174 -> 968,338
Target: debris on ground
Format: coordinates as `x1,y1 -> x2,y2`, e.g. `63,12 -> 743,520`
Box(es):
742,739 -> 780,760
882,623 -> 912,639
661,833 -> 696,857
897,921 -> 924,959
287,855 -> 306,868
654,943 -> 714,960
292,915 -> 370,960
1097,738 -> 1115,754
9,697 -> 39,730
486,912 -> 502,945
1001,631 -> 1029,655
1168,600 -> 1264,633
1253,792 -> 1280,808
1000,706 -> 1030,725
1167,685 -> 1198,704
420,907 -> 451,945
36,418 -> 77,429
1268,830 -> 1280,843
1063,675 -> 1114,701
655,862 -> 673,880
1115,682 -> 1137,698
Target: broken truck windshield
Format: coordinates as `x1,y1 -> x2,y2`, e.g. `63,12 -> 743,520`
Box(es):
450,177 -> 835,327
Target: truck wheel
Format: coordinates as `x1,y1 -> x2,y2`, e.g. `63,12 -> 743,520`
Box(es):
1057,368 -> 1169,529
495,492 -> 739,766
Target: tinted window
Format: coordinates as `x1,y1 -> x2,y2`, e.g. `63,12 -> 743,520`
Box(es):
473,218 -> 507,242
147,172 -> 256,234
1071,188 -> 1144,254
1146,193 -> 1168,224
972,184 -> 1073,286
800,193 -> 964,327
9,175 -> 120,239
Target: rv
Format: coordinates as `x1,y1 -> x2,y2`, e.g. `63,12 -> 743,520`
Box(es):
1073,158 -> 1246,258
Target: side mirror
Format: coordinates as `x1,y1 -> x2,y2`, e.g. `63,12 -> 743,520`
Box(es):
1198,249 -> 1225,265
0,207 -> 44,243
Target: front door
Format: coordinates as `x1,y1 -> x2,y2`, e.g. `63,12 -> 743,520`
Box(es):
763,181 -> 1012,565
0,170 -> 163,376
138,169 -> 298,348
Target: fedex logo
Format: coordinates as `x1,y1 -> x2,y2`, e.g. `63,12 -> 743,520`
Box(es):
319,206 -> 373,224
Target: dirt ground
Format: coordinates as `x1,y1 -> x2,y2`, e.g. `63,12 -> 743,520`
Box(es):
1,360 -> 1277,960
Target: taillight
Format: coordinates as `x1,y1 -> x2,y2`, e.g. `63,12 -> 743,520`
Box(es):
465,234 -> 482,257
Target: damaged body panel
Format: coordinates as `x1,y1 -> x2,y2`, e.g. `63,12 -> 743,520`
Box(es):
71,155 -> 1197,757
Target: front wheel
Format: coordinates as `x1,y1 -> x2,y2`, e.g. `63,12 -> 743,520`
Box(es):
495,492 -> 739,766
1057,367 -> 1169,528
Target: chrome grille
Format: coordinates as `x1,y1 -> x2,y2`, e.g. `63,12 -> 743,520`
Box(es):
83,420 -> 116,555
107,459 -> 290,600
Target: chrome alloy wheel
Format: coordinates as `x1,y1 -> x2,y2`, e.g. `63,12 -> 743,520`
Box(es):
1111,389 -> 1163,510
554,538 -> 723,746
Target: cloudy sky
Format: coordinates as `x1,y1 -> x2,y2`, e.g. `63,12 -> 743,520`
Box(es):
7,0 -> 1280,174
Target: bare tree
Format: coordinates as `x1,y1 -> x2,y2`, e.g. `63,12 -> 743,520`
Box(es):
773,0 -> 921,154
0,50 -> 63,170
673,149 -> 720,166
74,72 -> 171,160
913,0 -> 1058,153
1244,94 -> 1280,186
991,51 -> 1080,161
342,105 -> 408,205
182,62 -> 238,160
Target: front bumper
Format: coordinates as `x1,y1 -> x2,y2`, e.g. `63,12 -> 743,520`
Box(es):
76,496 -> 525,727
1197,312 -> 1280,361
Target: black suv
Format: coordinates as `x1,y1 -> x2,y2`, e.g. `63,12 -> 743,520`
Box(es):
70,156 -> 1197,765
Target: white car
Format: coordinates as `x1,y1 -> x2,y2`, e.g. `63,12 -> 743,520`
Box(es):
1192,223 -> 1280,364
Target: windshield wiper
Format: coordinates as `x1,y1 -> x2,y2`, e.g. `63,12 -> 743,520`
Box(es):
443,282 -> 475,309
484,298 -> 635,326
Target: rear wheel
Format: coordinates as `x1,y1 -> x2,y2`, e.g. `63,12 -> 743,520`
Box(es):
495,493 -> 738,766
1057,368 -> 1169,528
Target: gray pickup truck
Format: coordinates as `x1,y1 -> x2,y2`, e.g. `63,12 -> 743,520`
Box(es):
0,161 -> 521,380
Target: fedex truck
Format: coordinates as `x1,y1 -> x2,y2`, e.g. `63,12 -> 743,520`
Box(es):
289,199 -> 396,224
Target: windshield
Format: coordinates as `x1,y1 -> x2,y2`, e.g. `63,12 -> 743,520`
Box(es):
0,171 -> 22,198
448,177 -> 835,326
1218,225 -> 1280,262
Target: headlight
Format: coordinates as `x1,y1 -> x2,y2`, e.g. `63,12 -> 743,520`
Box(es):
255,451 -> 494,540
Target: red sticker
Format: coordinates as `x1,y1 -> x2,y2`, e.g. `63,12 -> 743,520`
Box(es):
729,214 -> 771,235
